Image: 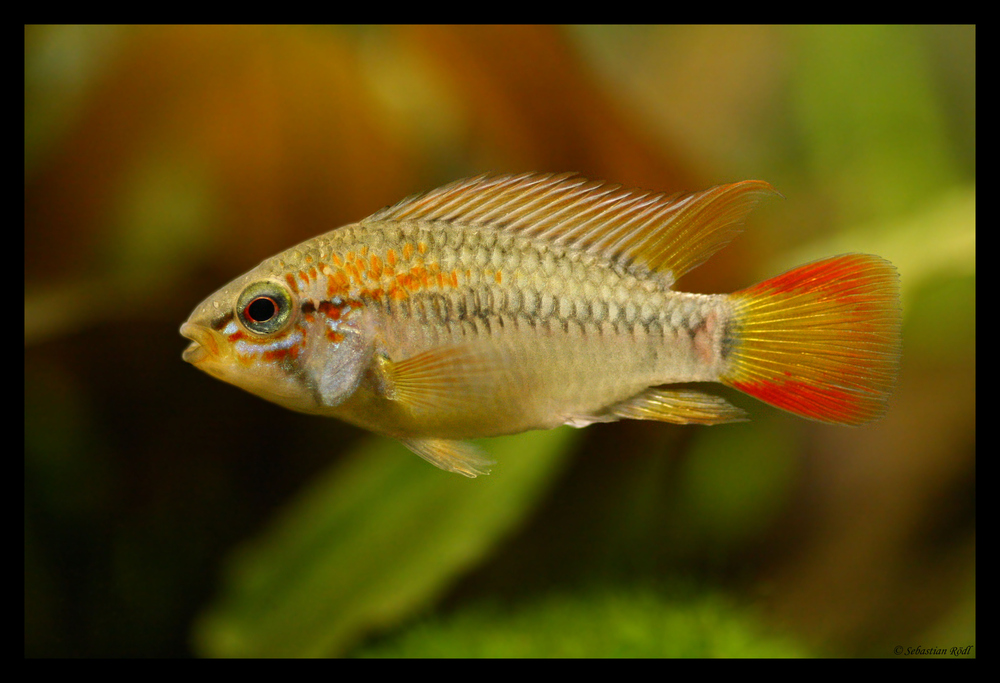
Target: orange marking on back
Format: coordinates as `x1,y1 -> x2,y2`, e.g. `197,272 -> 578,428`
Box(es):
417,241 -> 428,255
370,254 -> 383,279
386,249 -> 397,267
495,270 -> 502,284
403,242 -> 414,261
326,269 -> 351,296
347,263 -> 362,284
285,273 -> 299,293
415,265 -> 430,288
396,272 -> 416,292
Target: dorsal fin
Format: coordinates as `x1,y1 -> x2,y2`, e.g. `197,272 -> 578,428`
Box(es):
366,172 -> 779,284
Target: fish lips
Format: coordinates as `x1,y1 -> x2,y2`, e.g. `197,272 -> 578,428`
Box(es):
179,322 -> 223,365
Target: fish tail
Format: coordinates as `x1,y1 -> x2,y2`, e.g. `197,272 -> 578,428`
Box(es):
720,254 -> 902,425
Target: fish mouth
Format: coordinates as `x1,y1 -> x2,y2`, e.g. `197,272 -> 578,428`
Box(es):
180,322 -> 221,365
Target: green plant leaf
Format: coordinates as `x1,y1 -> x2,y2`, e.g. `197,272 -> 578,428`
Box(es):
193,427 -> 577,657
355,586 -> 809,658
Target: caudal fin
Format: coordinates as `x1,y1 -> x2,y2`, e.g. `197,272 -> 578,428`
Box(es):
720,254 -> 901,425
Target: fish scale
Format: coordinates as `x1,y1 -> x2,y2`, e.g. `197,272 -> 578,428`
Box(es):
290,220 -> 704,346
181,172 -> 901,477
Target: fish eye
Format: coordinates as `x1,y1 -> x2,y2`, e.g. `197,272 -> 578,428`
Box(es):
237,281 -> 293,335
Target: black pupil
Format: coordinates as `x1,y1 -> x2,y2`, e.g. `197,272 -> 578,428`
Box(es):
246,297 -> 278,323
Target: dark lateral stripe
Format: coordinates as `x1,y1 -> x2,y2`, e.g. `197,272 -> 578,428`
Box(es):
211,311 -> 235,331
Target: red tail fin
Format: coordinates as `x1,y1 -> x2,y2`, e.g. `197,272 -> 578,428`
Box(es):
720,254 -> 902,425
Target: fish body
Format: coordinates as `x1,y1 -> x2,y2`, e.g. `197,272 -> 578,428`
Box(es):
181,173 -> 902,476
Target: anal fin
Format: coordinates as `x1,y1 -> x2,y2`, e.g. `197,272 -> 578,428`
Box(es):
567,387 -> 747,427
400,437 -> 494,478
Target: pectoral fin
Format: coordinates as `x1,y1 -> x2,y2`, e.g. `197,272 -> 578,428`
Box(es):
371,345 -> 503,412
400,437 -> 494,478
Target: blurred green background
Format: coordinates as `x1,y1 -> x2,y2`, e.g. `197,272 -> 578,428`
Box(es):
25,25 -> 975,658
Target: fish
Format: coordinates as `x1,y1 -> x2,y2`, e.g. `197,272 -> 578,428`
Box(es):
180,172 -> 902,477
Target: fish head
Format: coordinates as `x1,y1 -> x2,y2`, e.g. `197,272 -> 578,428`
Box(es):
180,259 -> 372,415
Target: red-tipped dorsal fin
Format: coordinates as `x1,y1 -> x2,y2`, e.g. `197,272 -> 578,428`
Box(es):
366,173 -> 780,286
721,254 -> 902,425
